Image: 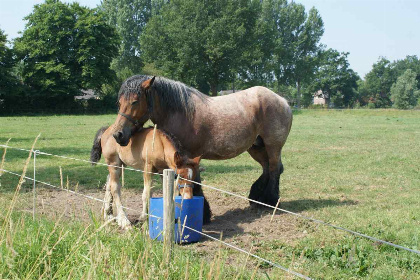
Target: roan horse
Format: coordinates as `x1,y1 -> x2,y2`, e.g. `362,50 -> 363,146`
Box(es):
112,75 -> 293,221
90,126 -> 201,229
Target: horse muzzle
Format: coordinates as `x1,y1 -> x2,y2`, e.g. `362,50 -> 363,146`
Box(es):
113,131 -> 130,146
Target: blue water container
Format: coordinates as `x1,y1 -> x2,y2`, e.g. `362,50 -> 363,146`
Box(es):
149,196 -> 204,243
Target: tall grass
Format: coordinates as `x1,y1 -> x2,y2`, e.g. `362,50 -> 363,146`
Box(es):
0,192 -> 252,279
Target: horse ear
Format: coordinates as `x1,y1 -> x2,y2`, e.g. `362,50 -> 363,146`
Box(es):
142,76 -> 155,91
174,151 -> 184,167
192,155 -> 201,165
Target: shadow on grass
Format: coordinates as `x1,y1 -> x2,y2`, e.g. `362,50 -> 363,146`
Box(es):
204,198 -> 357,239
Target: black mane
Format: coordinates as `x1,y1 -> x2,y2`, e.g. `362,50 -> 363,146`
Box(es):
118,75 -> 208,120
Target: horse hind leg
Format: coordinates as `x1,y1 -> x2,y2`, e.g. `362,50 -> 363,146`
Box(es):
261,144 -> 284,207
247,136 -> 270,205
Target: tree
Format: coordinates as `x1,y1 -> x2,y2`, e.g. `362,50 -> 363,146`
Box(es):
363,57 -> 395,108
14,0 -> 119,106
100,0 -> 154,74
141,0 -> 260,95
0,29 -> 17,97
392,55 -> 420,89
237,0 -> 274,88
310,48 -> 359,107
270,1 -> 324,107
391,69 -> 420,109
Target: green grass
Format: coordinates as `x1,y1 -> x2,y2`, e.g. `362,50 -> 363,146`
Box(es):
1,109 -> 420,279
1,210 -> 244,279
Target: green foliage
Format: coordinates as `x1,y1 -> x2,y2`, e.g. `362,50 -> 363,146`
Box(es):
0,30 -> 17,93
0,30 -> 29,114
310,49 -> 359,107
270,1 -> 324,106
362,57 -> 395,108
141,0 -> 260,95
13,0 -> 119,111
100,0 -> 154,74
392,55 -> 420,89
359,55 -> 420,108
391,69 -> 420,109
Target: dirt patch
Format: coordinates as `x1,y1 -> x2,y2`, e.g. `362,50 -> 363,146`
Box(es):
24,183 -> 307,246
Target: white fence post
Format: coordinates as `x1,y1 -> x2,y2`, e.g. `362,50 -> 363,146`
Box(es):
33,150 -> 39,220
163,169 -> 175,261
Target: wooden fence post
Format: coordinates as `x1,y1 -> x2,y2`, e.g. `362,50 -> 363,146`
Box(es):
163,169 -> 175,261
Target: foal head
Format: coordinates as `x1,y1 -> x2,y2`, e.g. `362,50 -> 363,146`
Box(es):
112,76 -> 155,146
174,152 -> 201,199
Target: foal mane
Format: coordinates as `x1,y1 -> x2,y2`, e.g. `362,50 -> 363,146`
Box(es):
118,75 -> 208,120
139,126 -> 186,158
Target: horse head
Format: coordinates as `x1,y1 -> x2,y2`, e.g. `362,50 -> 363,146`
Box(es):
174,151 -> 201,199
112,76 -> 155,146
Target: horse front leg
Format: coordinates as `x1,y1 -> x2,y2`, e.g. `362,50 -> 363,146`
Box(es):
140,167 -> 153,222
192,170 -> 212,224
102,174 -> 114,221
108,165 -> 131,230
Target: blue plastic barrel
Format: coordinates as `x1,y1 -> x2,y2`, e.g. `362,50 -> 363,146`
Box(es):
149,196 -> 204,243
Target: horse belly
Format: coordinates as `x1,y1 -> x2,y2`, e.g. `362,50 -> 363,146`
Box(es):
201,129 -> 257,160
118,146 -> 145,170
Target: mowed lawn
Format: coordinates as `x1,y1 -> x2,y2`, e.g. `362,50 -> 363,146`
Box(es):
1,109 -> 419,279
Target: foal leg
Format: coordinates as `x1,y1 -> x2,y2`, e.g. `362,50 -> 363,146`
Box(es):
102,174 -> 114,221
108,165 -> 131,230
140,166 -> 153,222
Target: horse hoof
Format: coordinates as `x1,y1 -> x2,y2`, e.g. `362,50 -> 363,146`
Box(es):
138,214 -> 148,223
117,216 -> 132,230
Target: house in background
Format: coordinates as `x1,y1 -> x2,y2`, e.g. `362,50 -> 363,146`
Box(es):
313,90 -> 327,105
74,89 -> 99,100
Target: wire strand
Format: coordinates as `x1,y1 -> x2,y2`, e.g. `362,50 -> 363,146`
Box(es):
181,177 -> 420,255
0,145 -> 162,176
1,144 -> 419,255
1,168 -> 310,279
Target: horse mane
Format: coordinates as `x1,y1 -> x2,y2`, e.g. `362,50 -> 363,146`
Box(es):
118,75 -> 209,120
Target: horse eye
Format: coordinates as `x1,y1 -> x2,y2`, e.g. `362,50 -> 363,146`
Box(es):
131,100 -> 139,105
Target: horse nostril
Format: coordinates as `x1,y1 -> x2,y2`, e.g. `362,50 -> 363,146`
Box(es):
113,132 -> 123,141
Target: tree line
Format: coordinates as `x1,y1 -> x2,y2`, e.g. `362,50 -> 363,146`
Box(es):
0,0 -> 419,115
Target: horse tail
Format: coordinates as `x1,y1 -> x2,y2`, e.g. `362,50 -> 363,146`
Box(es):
90,126 -> 109,166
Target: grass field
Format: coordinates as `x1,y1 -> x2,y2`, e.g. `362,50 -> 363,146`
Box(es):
1,109 -> 419,279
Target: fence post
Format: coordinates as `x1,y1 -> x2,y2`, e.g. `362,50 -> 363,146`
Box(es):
33,150 -> 39,220
163,169 -> 175,261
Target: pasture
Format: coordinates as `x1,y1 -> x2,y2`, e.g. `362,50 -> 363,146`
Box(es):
1,109 -> 419,279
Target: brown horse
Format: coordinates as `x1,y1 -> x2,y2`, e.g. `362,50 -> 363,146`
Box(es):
111,75 -> 293,218
90,126 -> 201,229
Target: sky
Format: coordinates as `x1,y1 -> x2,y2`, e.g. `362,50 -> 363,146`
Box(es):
1,0 -> 419,79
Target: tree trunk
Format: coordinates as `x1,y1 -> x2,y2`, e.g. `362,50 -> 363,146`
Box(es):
232,76 -> 235,93
210,83 -> 217,96
297,79 -> 301,108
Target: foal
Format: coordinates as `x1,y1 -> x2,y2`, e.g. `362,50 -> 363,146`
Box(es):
91,126 -> 200,229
